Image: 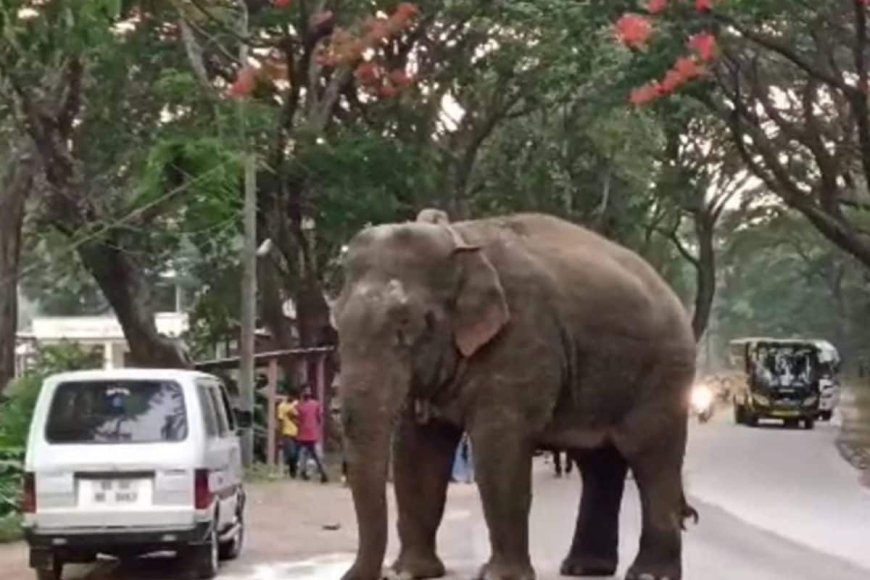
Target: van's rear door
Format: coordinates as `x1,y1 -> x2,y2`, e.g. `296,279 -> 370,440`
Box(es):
32,379 -> 196,529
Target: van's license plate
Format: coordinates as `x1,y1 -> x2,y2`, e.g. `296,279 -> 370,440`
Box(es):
94,479 -> 139,504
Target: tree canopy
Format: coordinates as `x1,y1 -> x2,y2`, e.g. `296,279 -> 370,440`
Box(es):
1,0 -> 869,380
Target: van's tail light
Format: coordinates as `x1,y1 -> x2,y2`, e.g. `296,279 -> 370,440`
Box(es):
194,469 -> 213,510
21,472 -> 36,514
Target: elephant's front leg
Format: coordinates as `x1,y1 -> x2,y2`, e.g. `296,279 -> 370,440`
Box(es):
469,422 -> 535,580
392,410 -> 462,579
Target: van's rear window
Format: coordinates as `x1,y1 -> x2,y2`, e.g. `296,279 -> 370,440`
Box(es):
45,381 -> 188,444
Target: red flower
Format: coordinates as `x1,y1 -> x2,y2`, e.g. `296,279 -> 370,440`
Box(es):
673,56 -> 704,81
379,85 -> 399,99
388,69 -> 414,88
615,14 -> 653,49
630,83 -> 662,106
647,0 -> 668,14
354,61 -> 383,86
228,65 -> 257,98
395,2 -> 420,19
688,32 -> 717,62
363,16 -> 391,43
660,69 -> 685,93
273,0 -> 292,8
696,0 -> 714,11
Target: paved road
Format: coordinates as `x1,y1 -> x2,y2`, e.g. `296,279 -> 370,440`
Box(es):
2,408 -> 869,579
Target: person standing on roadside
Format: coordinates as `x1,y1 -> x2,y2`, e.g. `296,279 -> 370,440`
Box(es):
296,385 -> 329,483
276,390 -> 300,478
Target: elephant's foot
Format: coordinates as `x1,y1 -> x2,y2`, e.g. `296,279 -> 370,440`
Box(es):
341,562 -> 389,580
391,550 -> 446,579
475,559 -> 535,580
559,554 -> 617,577
625,561 -> 681,580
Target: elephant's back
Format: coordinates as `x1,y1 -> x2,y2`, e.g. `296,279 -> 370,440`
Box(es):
458,213 -> 694,357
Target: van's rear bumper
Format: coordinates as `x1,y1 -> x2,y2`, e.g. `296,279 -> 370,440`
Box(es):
25,522 -> 211,563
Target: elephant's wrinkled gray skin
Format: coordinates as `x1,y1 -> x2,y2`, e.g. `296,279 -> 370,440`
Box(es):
335,212 -> 697,580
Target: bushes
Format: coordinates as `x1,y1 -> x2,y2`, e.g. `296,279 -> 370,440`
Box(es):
0,342 -> 102,542
0,375 -> 42,450
0,378 -> 38,533
0,448 -> 24,542
0,447 -> 24,542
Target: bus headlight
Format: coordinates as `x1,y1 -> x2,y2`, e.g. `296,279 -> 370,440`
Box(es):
753,393 -> 771,407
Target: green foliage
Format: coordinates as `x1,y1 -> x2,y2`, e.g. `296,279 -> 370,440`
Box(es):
0,446 -> 24,526
0,342 -> 102,448
0,375 -> 41,450
0,513 -> 21,543
8,0 -> 870,382
712,206 -> 870,368
0,342 -> 103,527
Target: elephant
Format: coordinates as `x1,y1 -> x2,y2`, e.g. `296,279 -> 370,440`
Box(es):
334,211 -> 697,580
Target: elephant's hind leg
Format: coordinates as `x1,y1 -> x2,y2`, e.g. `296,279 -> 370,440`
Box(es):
623,421 -> 687,580
560,444 -> 627,577
392,411 -> 462,579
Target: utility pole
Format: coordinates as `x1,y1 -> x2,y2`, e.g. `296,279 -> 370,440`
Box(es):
237,2 -> 256,468
240,154 -> 257,468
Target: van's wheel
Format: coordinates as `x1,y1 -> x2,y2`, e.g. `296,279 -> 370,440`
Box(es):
819,411 -> 833,421
745,411 -> 758,427
190,525 -> 219,579
804,418 -> 816,430
220,504 -> 245,561
734,404 -> 744,425
34,560 -> 62,580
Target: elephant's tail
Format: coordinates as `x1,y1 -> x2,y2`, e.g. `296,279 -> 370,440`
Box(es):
680,492 -> 699,530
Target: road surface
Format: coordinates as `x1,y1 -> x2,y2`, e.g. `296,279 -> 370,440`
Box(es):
1,410 -> 868,579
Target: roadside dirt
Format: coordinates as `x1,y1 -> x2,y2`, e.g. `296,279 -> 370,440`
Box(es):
0,479 -> 364,580
836,385 -> 870,487
0,475 -> 483,580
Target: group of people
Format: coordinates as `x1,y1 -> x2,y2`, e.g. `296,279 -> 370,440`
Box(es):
276,385 -> 329,483
274,388 -> 563,486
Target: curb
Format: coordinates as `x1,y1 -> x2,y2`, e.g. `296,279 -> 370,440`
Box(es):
836,388 -> 870,488
836,440 -> 870,472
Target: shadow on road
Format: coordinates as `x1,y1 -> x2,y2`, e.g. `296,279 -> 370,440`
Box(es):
62,553 -> 194,580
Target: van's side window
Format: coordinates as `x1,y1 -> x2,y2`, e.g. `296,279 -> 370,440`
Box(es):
197,384 -> 219,438
209,386 -> 230,437
217,385 -> 236,432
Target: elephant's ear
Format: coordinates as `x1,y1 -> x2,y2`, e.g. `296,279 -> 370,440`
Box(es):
452,243 -> 510,358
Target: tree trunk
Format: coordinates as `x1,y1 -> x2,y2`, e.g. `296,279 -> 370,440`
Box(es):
258,255 -> 298,379
826,262 -> 851,358
0,150 -> 35,391
691,215 -> 717,342
15,68 -> 189,371
77,237 -> 191,368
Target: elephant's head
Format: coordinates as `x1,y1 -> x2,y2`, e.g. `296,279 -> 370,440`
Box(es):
334,210 -> 509,577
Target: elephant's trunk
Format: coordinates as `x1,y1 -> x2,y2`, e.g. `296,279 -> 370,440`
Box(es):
340,365 -> 408,580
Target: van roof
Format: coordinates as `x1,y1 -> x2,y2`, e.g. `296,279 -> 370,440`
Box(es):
45,368 -> 218,383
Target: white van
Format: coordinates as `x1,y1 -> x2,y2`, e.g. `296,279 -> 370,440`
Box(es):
22,369 -> 246,580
